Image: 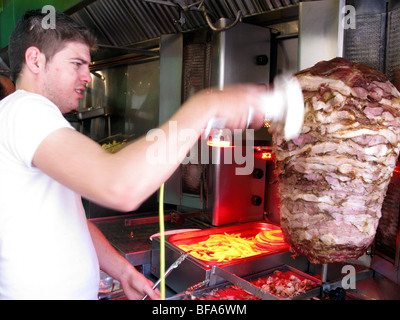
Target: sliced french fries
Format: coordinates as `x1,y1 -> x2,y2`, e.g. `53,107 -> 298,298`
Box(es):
176,230 -> 289,263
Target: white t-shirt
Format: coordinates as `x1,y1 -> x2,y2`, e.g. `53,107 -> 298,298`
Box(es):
0,90 -> 99,299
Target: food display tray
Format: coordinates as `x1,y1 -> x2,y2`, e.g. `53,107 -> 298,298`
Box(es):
169,264 -> 322,300
167,221 -> 289,268
151,222 -> 310,294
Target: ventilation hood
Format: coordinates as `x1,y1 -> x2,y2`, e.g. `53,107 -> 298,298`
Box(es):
0,0 -> 300,70
66,0 -> 300,62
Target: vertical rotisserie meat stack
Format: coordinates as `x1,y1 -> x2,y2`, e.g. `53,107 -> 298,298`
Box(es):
272,57 -> 400,264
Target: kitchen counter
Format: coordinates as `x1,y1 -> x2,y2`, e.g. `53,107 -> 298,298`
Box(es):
92,213 -> 400,300
90,211 -> 211,269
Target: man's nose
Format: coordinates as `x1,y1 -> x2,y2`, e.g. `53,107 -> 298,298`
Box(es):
82,67 -> 92,84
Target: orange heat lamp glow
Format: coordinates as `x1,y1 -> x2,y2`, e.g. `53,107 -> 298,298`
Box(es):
207,140 -> 233,148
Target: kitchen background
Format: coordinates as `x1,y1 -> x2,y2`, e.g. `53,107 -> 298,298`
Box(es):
0,0 -> 399,286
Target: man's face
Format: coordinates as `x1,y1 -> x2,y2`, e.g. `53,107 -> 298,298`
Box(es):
41,41 -> 92,113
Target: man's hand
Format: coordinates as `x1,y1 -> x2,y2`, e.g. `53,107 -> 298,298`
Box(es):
119,265 -> 160,300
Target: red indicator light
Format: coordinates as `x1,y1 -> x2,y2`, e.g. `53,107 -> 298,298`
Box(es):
262,152 -> 273,160
254,150 -> 274,161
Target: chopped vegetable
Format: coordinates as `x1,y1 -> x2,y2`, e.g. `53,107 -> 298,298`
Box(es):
101,140 -> 127,153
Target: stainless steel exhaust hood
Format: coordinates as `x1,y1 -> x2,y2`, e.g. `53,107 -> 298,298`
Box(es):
0,0 -> 300,70
66,0 -> 300,61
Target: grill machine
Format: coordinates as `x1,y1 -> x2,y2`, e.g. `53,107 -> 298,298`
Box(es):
90,1 -> 400,299
149,3 -> 400,299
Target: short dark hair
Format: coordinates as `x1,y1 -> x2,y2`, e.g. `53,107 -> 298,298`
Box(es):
0,76 -> 15,100
0,83 -> 6,100
8,9 -> 97,82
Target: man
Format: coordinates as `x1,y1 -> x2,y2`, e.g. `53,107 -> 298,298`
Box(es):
0,10 -> 267,299
0,75 -> 15,100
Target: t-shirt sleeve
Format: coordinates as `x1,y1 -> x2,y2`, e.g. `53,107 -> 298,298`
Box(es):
6,94 -> 74,168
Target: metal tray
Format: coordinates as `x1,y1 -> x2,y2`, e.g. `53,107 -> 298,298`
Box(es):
170,264 -> 321,300
64,107 -> 105,121
167,221 -> 290,268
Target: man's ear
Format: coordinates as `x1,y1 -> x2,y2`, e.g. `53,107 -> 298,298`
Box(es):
25,46 -> 46,74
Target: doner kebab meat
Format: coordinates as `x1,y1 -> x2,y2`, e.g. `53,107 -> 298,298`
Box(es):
272,57 -> 400,264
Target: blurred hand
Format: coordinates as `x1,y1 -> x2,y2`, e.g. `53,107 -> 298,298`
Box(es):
186,83 -> 269,130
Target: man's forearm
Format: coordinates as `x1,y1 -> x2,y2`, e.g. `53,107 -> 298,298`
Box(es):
87,220 -> 159,299
87,220 -> 131,279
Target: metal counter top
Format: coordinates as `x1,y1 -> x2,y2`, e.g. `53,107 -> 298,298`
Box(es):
92,213 -> 400,300
90,211 -> 211,267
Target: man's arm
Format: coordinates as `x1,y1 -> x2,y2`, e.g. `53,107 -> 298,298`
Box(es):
30,84 -> 267,300
87,220 -> 160,300
32,84 -> 266,212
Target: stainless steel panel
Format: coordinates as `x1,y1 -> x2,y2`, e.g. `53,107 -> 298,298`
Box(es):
210,19 -> 271,89
276,36 -> 299,74
158,33 -> 183,209
125,59 -> 160,137
387,3 -> 400,88
206,150 -> 266,226
158,33 -> 183,124
298,0 -> 345,70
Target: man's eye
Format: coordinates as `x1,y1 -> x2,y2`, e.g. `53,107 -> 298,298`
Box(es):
73,62 -> 81,67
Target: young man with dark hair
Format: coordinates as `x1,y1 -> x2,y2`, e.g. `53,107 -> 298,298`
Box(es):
8,9 -> 97,84
0,9 -> 267,299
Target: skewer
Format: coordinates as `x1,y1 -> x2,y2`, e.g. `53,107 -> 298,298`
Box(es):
185,279 -> 210,293
321,263 -> 328,283
321,263 -> 328,298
